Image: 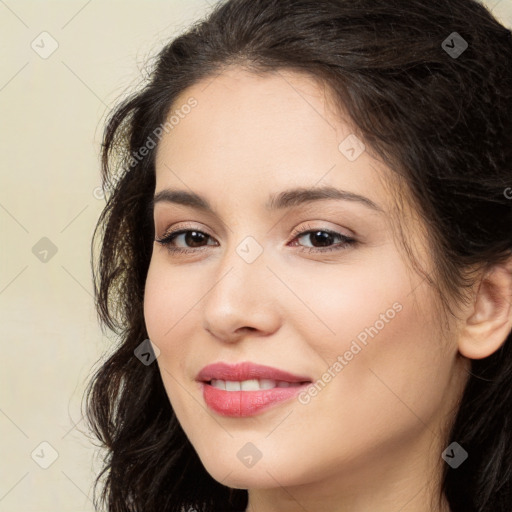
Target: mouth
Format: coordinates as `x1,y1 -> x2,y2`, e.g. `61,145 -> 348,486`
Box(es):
196,361 -> 312,383
206,378 -> 310,391
196,362 -> 313,417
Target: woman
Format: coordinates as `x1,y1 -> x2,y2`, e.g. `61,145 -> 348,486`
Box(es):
85,0 -> 512,510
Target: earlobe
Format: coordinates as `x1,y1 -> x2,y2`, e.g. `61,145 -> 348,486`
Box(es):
458,260 -> 512,360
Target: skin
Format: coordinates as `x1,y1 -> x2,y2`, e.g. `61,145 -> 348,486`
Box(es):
143,66 -> 512,512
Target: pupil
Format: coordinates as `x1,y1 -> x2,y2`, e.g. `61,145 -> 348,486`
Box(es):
312,231 -> 332,247
186,231 -> 206,247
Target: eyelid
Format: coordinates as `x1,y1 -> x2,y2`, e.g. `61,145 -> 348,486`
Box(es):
289,221 -> 355,240
157,219 -> 353,239
157,220 -> 213,237
155,220 -> 358,255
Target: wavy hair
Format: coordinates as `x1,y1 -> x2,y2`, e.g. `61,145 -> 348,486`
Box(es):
84,0 -> 512,510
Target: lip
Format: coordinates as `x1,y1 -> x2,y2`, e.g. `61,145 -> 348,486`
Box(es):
196,361 -> 311,383
196,361 -> 312,417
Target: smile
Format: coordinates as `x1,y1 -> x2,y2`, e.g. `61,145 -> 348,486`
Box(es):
196,362 -> 313,417
209,379 -> 305,391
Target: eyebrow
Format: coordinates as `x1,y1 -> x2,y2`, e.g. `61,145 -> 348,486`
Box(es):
151,186 -> 383,213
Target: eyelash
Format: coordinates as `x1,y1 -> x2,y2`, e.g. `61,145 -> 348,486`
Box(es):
155,223 -> 356,255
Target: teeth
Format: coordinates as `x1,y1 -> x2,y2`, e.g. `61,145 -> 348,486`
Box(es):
241,379 -> 260,391
259,379 -> 276,390
211,379 -> 226,390
225,380 -> 241,391
209,379 -> 298,391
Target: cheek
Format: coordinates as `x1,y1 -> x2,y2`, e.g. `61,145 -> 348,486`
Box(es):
143,262 -> 192,396
143,258 -> 214,402
143,259 -> 197,346
290,246 -> 412,357
143,262 -> 170,344
296,250 -> 449,427
143,262 -> 195,411
316,284 -> 448,440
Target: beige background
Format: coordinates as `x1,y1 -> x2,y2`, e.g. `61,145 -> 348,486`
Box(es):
1,1 -> 510,511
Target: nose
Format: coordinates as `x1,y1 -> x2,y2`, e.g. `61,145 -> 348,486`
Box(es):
201,242 -> 282,344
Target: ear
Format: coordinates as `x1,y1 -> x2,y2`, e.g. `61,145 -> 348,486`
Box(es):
458,257 -> 512,360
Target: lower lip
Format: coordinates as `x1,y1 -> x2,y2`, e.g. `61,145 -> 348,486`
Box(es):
200,382 -> 310,417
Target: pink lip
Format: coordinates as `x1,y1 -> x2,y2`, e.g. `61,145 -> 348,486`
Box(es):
196,362 -> 312,417
196,361 -> 311,383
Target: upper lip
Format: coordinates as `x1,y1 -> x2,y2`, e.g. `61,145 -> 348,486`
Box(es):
196,362 -> 312,383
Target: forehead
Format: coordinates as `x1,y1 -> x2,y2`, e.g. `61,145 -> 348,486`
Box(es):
153,66 -> 391,212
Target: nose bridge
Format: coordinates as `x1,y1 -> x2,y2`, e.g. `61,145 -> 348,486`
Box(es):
201,232 -> 280,340
208,233 -> 269,307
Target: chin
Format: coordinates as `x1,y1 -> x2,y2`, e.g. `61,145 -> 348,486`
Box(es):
208,468 -> 278,490
200,449 -> 306,490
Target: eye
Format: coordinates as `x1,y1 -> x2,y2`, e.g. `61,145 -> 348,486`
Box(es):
155,223 -> 357,255
155,228 -> 217,254
288,223 -> 356,253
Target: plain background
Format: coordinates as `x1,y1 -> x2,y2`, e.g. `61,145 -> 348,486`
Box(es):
0,1 -> 511,511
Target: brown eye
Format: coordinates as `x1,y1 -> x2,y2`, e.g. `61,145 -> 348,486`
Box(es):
288,223 -> 356,253
155,229 -> 218,254
155,224 -> 357,256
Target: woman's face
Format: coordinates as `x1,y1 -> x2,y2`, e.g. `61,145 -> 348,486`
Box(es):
144,67 -> 469,501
